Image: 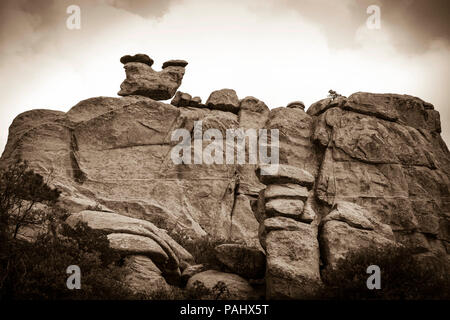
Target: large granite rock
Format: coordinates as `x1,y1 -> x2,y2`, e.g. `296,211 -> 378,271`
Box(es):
320,220 -> 397,272
313,93 -> 450,256
264,220 -> 322,299
122,255 -> 173,297
107,233 -> 170,265
206,89 -> 240,113
66,210 -> 194,268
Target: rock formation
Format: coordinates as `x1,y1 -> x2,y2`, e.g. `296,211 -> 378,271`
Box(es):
1,53 -> 449,299
118,55 -> 187,100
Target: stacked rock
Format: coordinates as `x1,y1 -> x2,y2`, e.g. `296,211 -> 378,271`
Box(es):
118,54 -> 187,100
253,164 -> 322,299
171,91 -> 202,107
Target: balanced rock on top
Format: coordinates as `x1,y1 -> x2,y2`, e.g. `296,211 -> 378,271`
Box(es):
118,54 -> 187,100
120,54 -> 154,67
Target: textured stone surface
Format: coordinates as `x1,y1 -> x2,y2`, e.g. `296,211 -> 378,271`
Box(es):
215,244 -> 266,279
118,62 -> 185,100
171,91 -> 192,107
66,210 -> 194,268
264,184 -> 309,201
265,221 -> 322,299
257,164 -> 315,189
186,270 -> 262,300
320,220 -> 397,272
265,108 -> 318,176
122,255 -> 172,297
265,198 -> 305,220
107,233 -> 169,264
206,89 -> 240,113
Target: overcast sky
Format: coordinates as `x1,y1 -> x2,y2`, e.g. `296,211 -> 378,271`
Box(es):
0,0 -> 449,154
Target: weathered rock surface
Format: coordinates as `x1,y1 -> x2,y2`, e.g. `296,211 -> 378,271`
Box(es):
206,89 -> 240,113
171,91 -> 192,107
107,233 -> 169,264
66,210 -> 194,267
122,255 -> 173,297
214,244 -> 266,279
118,60 -> 186,100
265,198 -> 305,220
171,91 -> 203,108
264,184 -> 309,201
186,270 -> 262,300
312,92 -> 450,260
265,221 -> 322,299
266,108 -> 319,176
257,164 -> 315,189
320,220 -> 397,272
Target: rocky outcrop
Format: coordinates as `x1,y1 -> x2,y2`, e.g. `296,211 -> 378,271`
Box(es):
1,53 -> 449,299
118,55 -> 186,100
311,93 -> 449,255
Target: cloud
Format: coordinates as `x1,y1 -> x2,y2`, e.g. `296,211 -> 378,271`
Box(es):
278,0 -> 450,52
105,0 -> 182,18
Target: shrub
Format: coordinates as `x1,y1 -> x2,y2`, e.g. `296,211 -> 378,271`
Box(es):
0,161 -> 138,300
320,245 -> 449,300
327,89 -> 342,100
0,160 -> 60,241
169,232 -> 244,269
185,280 -> 231,300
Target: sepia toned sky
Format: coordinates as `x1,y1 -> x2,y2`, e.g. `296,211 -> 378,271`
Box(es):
0,0 -> 449,154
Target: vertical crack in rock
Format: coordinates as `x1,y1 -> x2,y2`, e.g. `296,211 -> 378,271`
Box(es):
69,129 -> 86,184
311,114 -> 335,279
228,170 -> 240,239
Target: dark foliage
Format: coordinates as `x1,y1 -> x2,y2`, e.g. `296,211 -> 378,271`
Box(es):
0,161 -> 137,300
320,245 -> 450,300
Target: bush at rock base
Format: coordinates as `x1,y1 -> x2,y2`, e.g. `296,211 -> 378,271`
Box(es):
169,232 -> 243,269
320,245 -> 449,300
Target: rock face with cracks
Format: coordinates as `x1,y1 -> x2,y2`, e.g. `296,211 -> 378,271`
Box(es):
1,54 -> 449,299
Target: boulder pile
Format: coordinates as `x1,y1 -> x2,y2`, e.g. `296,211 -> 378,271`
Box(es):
253,164 -> 322,299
